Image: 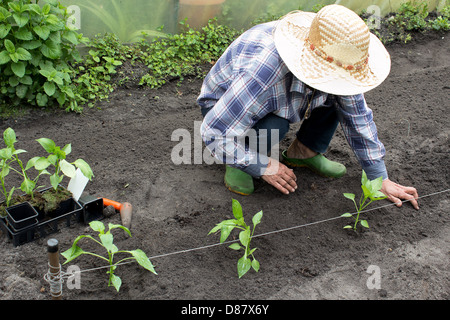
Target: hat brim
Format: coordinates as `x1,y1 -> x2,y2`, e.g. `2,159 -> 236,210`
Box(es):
273,11 -> 391,96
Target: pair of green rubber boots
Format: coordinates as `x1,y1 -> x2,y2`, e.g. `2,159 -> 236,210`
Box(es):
224,150 -> 346,195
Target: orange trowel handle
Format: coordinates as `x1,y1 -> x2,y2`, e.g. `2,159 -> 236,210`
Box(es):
102,198 -> 123,211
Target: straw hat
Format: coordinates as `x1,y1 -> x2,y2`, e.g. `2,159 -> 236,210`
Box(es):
273,4 -> 391,96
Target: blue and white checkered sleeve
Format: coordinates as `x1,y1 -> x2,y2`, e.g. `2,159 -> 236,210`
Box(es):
336,94 -> 388,181
200,72 -> 272,177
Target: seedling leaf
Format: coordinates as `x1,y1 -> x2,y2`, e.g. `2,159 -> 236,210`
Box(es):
62,234 -> 97,263
36,138 -> 56,153
220,225 -> 233,243
89,220 -> 105,233
25,157 -> 40,171
229,243 -> 241,250
62,144 -> 71,156
370,190 -> 387,201
361,170 -> 368,186
20,178 -> 35,194
108,223 -> 131,237
130,249 -> 157,275
49,172 -> 63,190
110,273 -> 122,292
252,258 -> 260,272
370,176 -> 383,193
73,159 -> 94,180
60,159 -> 76,178
237,256 -> 251,278
239,228 -> 250,247
252,210 -> 263,227
99,233 -> 117,253
341,213 -> 353,218
232,198 -> 243,220
3,127 -> 16,147
61,245 -> 85,263
361,184 -> 371,199
208,224 -> 222,235
343,193 -> 355,201
360,220 -> 369,228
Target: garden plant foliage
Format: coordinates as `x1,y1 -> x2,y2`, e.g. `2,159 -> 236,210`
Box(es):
62,220 -> 157,292
367,1 -> 450,43
0,0 -> 87,111
0,0 -> 239,112
209,199 -> 263,278
0,0 -> 448,114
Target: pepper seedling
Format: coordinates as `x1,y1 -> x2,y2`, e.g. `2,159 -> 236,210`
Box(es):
209,199 -> 262,278
341,170 -> 387,231
35,138 -> 93,190
62,221 -> 157,292
0,128 -> 47,205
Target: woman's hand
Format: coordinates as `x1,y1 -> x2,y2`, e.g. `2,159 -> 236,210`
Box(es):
262,158 -> 298,195
381,178 -> 419,210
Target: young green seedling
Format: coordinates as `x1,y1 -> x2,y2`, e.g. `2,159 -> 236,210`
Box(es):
0,128 -> 47,205
209,199 -> 262,278
341,170 -> 387,231
0,128 -> 22,207
61,221 -> 157,292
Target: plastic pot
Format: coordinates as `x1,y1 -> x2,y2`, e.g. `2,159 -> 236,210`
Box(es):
6,202 -> 39,231
35,186 -> 83,221
0,188 -> 84,246
0,216 -> 36,247
78,194 -> 104,224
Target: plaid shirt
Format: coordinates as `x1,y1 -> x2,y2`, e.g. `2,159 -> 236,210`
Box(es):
197,22 -> 387,180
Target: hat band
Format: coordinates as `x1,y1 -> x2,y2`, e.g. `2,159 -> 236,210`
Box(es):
305,38 -> 369,71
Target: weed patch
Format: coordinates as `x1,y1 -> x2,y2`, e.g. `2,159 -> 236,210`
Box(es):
365,1 -> 450,44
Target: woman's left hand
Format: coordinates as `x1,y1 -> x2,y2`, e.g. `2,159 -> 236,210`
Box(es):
381,179 -> 419,210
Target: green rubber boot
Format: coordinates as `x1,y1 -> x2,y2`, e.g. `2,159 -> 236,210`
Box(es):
224,166 -> 254,196
281,150 -> 346,178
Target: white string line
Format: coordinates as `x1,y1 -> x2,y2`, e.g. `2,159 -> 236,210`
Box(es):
67,188 -> 450,275
43,263 -> 65,297
253,188 -> 450,239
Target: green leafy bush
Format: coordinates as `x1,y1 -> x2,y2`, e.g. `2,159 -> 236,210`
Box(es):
138,19 -> 240,88
0,0 -> 87,111
431,10 -> 450,31
367,2 -> 450,44
431,16 -> 449,30
51,19 -> 239,108
72,33 -> 128,108
393,1 -> 430,30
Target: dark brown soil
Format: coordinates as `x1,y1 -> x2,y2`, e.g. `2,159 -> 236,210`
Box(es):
0,32 -> 448,303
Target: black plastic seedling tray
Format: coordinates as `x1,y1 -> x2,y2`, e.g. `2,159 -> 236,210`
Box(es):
0,199 -> 83,247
